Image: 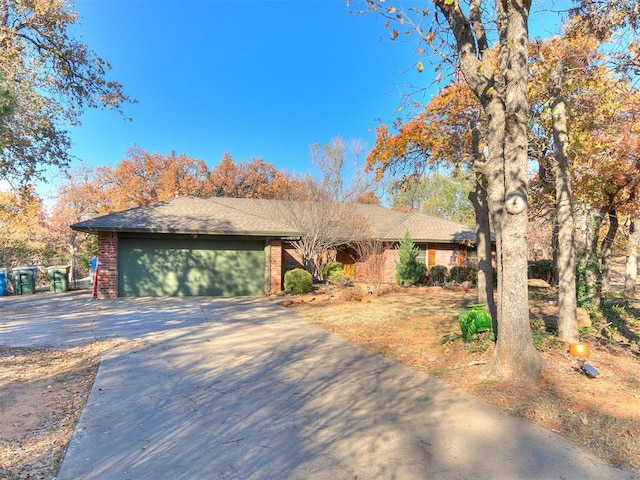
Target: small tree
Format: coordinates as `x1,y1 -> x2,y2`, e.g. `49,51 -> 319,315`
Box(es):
351,238 -> 389,295
395,230 -> 425,286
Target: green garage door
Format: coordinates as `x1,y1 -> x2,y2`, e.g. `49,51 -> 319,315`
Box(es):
118,237 -> 265,297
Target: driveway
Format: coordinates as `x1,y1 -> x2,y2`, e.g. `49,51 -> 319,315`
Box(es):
1,291 -> 637,479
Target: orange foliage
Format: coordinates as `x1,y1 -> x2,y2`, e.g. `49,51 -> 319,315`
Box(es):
208,154 -> 308,200
366,81 -> 481,181
92,148 -> 310,211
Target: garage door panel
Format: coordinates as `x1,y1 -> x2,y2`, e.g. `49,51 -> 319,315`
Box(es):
118,237 -> 264,297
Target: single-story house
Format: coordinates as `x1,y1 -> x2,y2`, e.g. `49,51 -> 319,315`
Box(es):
71,196 -> 478,298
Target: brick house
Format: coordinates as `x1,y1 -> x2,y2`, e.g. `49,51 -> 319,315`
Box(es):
71,196 -> 478,298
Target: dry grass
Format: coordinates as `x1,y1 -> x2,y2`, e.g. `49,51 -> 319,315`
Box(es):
289,286 -> 640,471
0,341 -> 121,480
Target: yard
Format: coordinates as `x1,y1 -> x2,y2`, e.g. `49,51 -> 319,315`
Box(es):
1,285 -> 639,478
289,285 -> 640,471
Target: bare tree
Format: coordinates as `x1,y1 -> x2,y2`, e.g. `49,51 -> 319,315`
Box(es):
350,237 -> 391,295
284,195 -> 370,279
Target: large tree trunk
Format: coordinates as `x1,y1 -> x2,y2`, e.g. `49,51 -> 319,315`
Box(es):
486,0 -> 543,382
436,0 -> 543,381
550,65 -> 578,343
624,217 -> 639,297
600,207 -> 618,293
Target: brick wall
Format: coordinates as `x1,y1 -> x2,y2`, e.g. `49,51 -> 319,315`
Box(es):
266,238 -> 283,293
96,232 -> 118,299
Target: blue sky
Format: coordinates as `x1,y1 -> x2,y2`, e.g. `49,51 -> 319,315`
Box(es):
64,0 -> 568,184
67,0 -> 429,179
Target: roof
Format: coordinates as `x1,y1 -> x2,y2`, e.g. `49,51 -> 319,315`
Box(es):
70,196 -> 476,243
70,196 -> 303,237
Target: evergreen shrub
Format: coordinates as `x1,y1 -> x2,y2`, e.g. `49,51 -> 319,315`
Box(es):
284,268 -> 313,294
321,261 -> 343,280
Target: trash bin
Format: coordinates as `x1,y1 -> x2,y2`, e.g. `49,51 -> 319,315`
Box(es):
458,304 -> 492,341
13,267 -> 36,295
48,266 -> 70,293
0,268 -> 7,296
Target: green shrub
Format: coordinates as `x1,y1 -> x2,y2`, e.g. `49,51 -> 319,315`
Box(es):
449,265 -> 477,284
429,265 -> 448,285
284,268 -> 313,294
321,261 -> 343,280
528,259 -> 555,284
327,269 -> 352,287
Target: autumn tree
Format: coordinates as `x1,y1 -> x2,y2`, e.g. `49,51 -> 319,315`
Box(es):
0,0 -> 132,185
367,80 -> 494,315
569,0 -> 639,78
527,26 -> 601,343
95,148 -> 211,210
48,163 -> 104,281
207,153 -> 308,200
0,186 -> 47,267
360,0 -> 544,381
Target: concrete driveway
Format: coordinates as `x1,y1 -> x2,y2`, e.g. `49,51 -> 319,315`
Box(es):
1,291 -> 637,479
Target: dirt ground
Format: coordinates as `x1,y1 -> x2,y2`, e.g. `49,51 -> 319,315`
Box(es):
290,286 -> 640,472
0,340 -> 122,480
1,286 -> 639,478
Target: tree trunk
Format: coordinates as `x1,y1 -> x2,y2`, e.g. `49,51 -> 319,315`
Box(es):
600,207 -> 618,293
624,217 -> 639,297
469,175 -> 495,319
483,0 -> 543,382
574,203 -> 601,309
436,0 -> 543,381
550,66 -> 578,343
469,122 -> 496,320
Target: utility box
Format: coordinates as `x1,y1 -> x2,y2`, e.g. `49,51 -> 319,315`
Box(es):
13,267 -> 36,295
48,266 -> 70,293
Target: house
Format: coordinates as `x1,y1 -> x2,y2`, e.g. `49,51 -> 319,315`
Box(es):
70,196 -> 478,298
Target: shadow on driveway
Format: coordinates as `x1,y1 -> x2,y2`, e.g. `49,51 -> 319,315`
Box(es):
1,292 -> 637,479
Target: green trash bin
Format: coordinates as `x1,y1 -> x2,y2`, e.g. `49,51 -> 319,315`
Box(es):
48,266 -> 70,293
458,304 -> 492,341
13,267 -> 36,295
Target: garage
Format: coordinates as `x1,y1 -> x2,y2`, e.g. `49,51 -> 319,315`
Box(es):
118,236 -> 265,297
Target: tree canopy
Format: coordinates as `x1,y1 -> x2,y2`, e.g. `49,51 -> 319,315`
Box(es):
0,0 -> 133,186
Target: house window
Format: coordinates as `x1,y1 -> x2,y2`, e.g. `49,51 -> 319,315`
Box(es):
416,243 -> 427,265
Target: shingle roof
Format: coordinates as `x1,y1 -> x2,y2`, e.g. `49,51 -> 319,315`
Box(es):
71,196 -> 476,243
70,196 -> 303,237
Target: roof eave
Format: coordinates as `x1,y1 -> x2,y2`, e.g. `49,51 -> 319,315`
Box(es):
70,225 -> 303,238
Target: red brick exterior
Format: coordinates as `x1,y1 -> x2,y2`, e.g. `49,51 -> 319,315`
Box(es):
96,232 -> 118,299
266,238 -> 283,293
93,232 -> 474,297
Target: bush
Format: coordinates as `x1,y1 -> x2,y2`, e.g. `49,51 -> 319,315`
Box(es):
449,265 -> 477,284
528,260 -> 555,284
327,269 -> 352,287
321,261 -> 343,280
284,268 -> 313,294
429,265 -> 448,285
